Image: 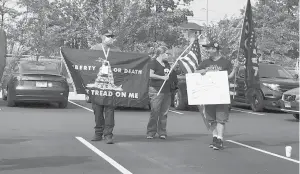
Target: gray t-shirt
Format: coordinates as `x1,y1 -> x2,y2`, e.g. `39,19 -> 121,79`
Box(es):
198,57 -> 233,73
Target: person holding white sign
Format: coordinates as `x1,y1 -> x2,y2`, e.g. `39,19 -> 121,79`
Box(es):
196,41 -> 239,150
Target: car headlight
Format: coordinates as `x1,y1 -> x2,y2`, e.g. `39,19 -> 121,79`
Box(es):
296,95 -> 300,101
263,83 -> 280,91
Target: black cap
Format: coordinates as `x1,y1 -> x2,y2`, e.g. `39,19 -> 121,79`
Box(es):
202,41 -> 220,50
101,29 -> 115,37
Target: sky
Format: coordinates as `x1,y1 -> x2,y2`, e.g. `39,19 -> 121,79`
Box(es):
187,0 -> 257,25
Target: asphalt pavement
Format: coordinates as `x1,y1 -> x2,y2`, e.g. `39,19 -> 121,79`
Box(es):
0,100 -> 299,174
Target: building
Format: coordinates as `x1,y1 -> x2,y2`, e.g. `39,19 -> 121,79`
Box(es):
179,22 -> 203,43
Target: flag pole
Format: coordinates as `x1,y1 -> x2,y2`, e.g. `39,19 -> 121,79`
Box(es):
156,35 -> 201,96
60,47 -> 77,95
232,0 -> 248,99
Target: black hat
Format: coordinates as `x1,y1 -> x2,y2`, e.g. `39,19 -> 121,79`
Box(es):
101,29 -> 115,37
202,41 -> 220,50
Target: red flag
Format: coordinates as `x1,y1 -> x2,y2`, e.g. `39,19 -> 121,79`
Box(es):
240,0 -> 260,90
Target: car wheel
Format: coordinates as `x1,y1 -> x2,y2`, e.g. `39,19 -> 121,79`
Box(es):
58,101 -> 68,108
85,94 -> 91,103
250,90 -> 264,112
6,88 -> 15,107
2,88 -> 7,100
173,89 -> 186,110
293,114 -> 299,120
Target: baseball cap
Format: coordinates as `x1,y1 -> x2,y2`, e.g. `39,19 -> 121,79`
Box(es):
202,41 -> 220,50
101,29 -> 115,37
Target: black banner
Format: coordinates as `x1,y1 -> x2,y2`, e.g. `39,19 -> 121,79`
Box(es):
61,47 -> 151,108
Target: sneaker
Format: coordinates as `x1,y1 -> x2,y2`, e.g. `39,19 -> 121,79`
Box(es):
213,138 -> 224,150
146,135 -> 154,139
209,137 -> 218,148
91,134 -> 103,141
104,136 -> 114,144
159,135 -> 167,140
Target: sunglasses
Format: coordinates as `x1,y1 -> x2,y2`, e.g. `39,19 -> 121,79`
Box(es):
106,35 -> 115,38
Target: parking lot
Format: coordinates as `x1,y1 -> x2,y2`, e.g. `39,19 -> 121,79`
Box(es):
0,99 -> 298,174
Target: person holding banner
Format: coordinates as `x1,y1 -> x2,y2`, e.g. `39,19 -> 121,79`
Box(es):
146,46 -> 178,140
196,41 -> 239,150
90,29 -> 120,144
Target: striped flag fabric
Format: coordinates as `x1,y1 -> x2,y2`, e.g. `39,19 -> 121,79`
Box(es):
178,39 -> 201,74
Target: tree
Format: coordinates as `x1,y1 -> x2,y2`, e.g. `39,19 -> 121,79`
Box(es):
252,0 -> 299,59
205,0 -> 298,65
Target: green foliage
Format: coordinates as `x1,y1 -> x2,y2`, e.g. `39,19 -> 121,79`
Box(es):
2,0 -> 194,56
253,0 -> 299,59
205,0 -> 298,64
205,16 -> 243,60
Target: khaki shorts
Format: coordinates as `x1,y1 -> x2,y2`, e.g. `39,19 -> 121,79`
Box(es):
203,104 -> 229,124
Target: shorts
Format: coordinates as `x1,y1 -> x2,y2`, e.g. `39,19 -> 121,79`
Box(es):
203,104 -> 229,124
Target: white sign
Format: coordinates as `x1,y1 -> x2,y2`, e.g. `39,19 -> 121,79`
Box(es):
186,71 -> 231,105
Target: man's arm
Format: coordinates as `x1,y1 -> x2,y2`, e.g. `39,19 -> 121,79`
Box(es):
150,69 -> 168,81
195,61 -> 208,75
228,60 -> 239,80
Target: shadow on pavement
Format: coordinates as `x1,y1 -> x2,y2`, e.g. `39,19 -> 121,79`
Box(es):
115,134 -> 207,143
284,118 -> 299,122
114,133 -> 243,143
0,156 -> 93,171
0,138 -> 31,145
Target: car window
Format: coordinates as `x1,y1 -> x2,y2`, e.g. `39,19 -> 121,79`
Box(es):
259,64 -> 294,79
19,62 -> 60,75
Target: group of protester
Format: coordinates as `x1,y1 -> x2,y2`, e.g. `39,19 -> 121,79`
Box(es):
89,28 -> 240,150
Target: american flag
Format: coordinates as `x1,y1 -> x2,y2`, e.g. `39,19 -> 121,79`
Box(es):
178,39 -> 201,74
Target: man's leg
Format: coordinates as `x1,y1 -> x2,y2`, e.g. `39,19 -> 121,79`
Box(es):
157,93 -> 171,139
213,104 -> 229,150
216,123 -> 225,140
147,87 -> 163,138
203,105 -> 218,148
103,106 -> 115,144
92,103 -> 104,141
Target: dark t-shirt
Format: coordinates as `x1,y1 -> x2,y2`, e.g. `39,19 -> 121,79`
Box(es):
149,60 -> 177,93
198,57 -> 233,74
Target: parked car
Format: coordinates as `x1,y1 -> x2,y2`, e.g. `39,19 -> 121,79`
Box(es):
279,87 -> 299,120
1,60 -> 69,108
286,68 -> 299,79
172,62 -> 299,111
233,63 -> 299,111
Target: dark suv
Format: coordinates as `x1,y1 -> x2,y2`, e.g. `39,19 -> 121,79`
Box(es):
234,63 -> 299,111
172,63 -> 299,112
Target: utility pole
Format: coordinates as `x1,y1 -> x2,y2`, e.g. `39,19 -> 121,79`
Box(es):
206,0 -> 208,27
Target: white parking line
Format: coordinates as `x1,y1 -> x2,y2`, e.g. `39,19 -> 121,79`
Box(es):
231,108 -> 265,116
68,100 -> 93,112
76,137 -> 133,174
169,109 -> 184,115
227,140 -> 300,164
